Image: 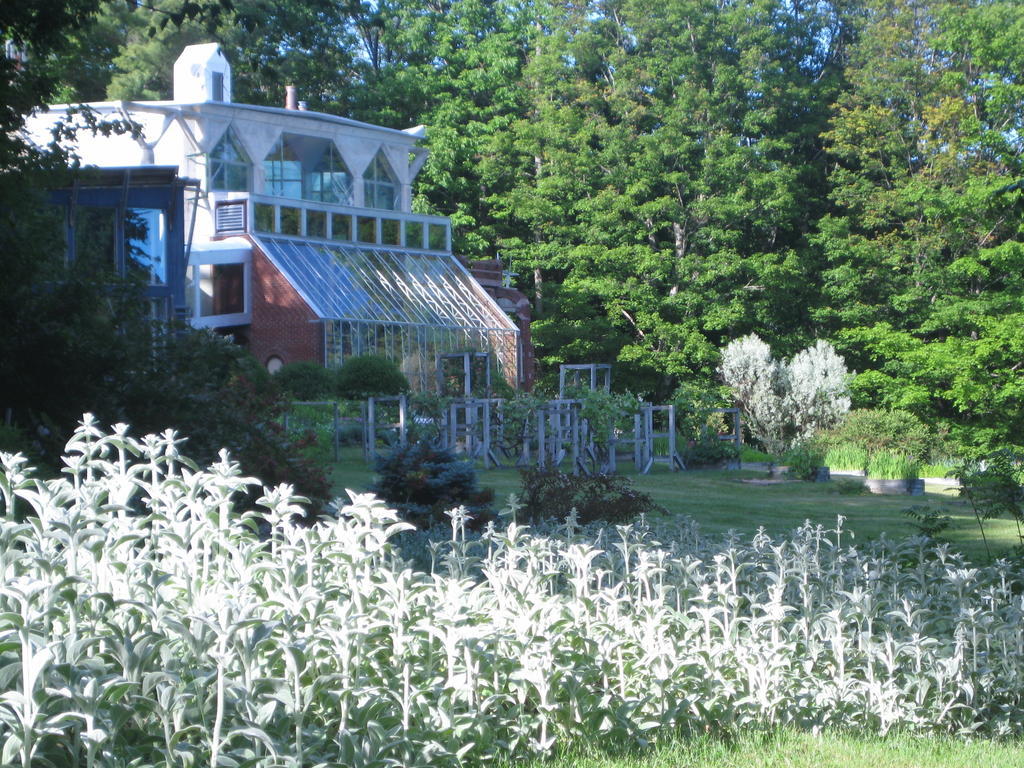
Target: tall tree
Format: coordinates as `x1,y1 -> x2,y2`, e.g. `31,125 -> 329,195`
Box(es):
490,0 -> 852,395
816,0 -> 1024,449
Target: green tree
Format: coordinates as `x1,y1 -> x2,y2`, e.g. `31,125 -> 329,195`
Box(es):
816,0 -> 1024,450
487,0 -> 852,396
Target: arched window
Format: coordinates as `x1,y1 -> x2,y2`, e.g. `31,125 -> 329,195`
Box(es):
263,134 -> 353,204
363,150 -> 398,210
209,131 -> 249,192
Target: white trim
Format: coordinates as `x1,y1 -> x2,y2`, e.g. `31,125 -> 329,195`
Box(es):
188,240 -> 252,327
45,100 -> 424,142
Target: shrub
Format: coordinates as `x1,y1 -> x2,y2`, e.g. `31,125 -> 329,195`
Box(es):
719,335 -> 788,454
117,331 -> 330,511
335,355 -> 410,400
784,341 -> 852,445
821,409 -> 934,461
685,435 -> 740,467
0,423 -> 53,475
371,442 -> 493,527
739,445 -> 774,463
672,383 -> 740,467
273,360 -> 336,400
495,391 -> 546,454
517,467 -> 662,525
833,477 -> 868,495
407,392 -> 451,444
782,442 -> 826,481
903,504 -> 953,540
719,335 -> 850,454
955,449 -> 1024,558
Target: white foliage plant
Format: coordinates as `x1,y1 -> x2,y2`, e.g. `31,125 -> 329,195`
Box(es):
0,416 -> 1021,767
720,334 -> 852,454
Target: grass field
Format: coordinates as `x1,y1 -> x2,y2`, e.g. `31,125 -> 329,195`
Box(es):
329,449 -> 1021,561
513,730 -> 1024,768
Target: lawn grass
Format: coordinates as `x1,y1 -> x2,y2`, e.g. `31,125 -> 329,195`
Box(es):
512,730 -> 1024,768
328,449 -> 1021,562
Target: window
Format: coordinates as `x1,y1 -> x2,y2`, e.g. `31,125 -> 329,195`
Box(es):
211,72 -> 224,102
264,136 -> 302,198
364,151 -> 398,210
209,131 -> 249,192
125,208 -> 166,285
308,142 -> 352,203
264,134 -> 352,204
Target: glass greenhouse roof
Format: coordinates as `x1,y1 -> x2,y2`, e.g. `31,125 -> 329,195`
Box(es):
255,235 -> 518,333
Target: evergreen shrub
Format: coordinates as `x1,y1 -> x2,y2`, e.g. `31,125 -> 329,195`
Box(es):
685,435 -> 740,467
336,355 -> 410,400
517,468 -> 662,525
372,442 -> 493,528
273,361 -> 335,400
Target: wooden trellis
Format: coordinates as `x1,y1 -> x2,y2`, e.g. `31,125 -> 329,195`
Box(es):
558,363 -> 611,398
640,404 -> 686,473
440,397 -> 501,468
713,407 -> 742,468
437,352 -> 491,397
358,396 -> 737,476
363,395 -> 408,461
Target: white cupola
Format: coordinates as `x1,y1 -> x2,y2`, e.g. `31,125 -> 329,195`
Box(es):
173,43 -> 232,103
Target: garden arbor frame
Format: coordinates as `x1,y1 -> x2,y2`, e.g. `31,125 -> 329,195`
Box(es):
437,352 -> 492,397
558,364 -> 611,398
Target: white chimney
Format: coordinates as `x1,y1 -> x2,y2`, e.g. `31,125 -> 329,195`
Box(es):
173,43 -> 232,103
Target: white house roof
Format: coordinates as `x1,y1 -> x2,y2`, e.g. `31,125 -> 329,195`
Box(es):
42,99 -> 426,142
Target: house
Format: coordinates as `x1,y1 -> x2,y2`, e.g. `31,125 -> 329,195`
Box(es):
28,43 -> 533,391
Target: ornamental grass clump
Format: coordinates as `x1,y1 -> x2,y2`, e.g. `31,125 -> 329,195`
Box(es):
867,450 -> 919,480
1,416 -> 1023,767
824,443 -> 869,472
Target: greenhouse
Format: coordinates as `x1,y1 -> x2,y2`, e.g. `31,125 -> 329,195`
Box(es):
256,235 -> 520,390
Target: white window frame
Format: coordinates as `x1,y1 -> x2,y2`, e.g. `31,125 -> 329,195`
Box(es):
209,130 -> 250,193
188,244 -> 252,328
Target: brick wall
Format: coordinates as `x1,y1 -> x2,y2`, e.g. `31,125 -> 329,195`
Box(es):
248,244 -> 322,368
